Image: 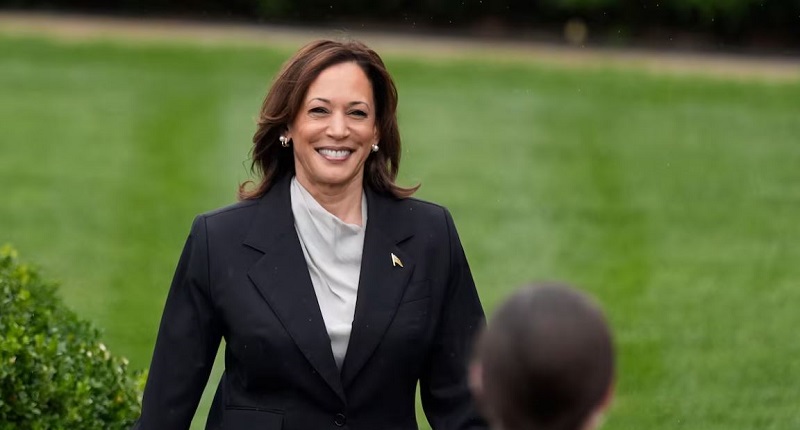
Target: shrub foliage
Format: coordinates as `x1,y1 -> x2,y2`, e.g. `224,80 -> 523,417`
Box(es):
0,245 -> 143,430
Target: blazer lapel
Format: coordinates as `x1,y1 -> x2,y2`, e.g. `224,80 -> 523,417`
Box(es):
341,188 -> 415,388
243,176 -> 345,402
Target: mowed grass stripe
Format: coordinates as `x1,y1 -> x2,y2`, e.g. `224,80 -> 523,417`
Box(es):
2,35 -> 800,429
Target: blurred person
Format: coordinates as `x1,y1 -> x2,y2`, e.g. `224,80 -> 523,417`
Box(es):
134,39 -> 487,430
470,283 -> 614,430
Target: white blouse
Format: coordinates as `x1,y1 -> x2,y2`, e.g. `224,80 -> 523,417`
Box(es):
290,176 -> 367,370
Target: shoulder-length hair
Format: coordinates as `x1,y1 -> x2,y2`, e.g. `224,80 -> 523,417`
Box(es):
239,39 -> 419,200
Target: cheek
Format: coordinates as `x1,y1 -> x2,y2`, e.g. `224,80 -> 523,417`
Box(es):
291,119 -> 324,142
357,123 -> 378,145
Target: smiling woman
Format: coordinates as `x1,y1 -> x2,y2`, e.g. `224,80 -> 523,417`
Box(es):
134,39 -> 488,430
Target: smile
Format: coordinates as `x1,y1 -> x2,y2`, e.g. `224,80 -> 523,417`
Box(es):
317,148 -> 353,161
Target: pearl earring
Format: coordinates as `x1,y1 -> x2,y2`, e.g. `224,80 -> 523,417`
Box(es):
371,143 -> 379,153
279,136 -> 290,147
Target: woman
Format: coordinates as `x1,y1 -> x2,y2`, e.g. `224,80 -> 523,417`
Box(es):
135,40 -> 487,430
469,283 -> 615,430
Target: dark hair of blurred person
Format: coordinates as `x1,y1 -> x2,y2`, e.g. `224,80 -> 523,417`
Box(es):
470,283 -> 614,430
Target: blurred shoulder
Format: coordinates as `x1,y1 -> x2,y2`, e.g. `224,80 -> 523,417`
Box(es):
396,196 -> 450,218
387,195 -> 457,233
201,199 -> 260,222
190,199 -> 261,235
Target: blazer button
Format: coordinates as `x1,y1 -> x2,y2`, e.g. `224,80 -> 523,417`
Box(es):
334,413 -> 347,427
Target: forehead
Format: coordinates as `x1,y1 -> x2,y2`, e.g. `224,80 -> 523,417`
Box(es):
305,62 -> 374,101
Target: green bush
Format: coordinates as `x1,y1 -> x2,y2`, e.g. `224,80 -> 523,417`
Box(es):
0,245 -> 143,430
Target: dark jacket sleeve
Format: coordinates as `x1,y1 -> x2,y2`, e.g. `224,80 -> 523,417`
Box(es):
134,215 -> 222,430
420,208 -> 488,430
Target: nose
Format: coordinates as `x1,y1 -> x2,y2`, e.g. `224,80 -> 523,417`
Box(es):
326,111 -> 349,140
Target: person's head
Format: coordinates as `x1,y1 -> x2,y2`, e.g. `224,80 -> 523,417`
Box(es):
470,283 -> 615,430
240,39 -> 418,200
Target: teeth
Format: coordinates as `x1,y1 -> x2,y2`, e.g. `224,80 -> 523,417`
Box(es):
318,149 -> 351,159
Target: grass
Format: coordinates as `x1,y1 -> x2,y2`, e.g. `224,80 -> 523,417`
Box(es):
1,34 -> 800,429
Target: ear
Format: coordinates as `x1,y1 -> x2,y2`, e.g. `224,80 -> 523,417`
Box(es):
599,382 -> 614,412
467,361 -> 484,401
284,126 -> 292,141
372,124 -> 380,146
585,383 -> 614,430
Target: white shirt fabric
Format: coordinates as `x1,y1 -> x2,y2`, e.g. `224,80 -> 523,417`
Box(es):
290,176 -> 367,370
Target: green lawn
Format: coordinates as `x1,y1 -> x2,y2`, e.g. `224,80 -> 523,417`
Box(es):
2,34 -> 799,429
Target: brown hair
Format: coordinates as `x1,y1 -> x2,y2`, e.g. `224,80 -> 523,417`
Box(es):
239,39 -> 418,200
474,283 -> 614,430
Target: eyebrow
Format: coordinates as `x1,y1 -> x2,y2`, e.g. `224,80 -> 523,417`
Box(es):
309,98 -> 371,109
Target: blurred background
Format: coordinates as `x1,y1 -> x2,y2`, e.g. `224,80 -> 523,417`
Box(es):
3,0 -> 800,51
1,1 -> 799,429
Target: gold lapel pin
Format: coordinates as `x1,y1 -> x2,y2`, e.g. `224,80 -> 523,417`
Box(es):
391,253 -> 403,268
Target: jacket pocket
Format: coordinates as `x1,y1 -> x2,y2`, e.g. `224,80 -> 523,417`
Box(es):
222,406 -> 283,429
400,279 -> 431,303
395,296 -> 431,334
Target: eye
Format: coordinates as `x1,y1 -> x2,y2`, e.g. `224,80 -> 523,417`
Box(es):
309,107 -> 329,115
349,110 -> 368,118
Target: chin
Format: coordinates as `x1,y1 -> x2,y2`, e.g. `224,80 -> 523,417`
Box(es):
312,171 -> 363,189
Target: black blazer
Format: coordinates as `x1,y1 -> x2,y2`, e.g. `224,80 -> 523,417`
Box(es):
135,175 -> 487,430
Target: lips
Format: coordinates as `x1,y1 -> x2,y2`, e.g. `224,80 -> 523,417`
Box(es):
317,148 -> 353,161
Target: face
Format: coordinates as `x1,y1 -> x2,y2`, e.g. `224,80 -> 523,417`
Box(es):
287,61 -> 379,196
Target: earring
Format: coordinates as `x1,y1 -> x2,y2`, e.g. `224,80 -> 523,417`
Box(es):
279,136 -> 290,148
371,143 -> 379,153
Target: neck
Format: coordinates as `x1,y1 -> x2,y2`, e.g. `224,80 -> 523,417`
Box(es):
295,175 -> 364,226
